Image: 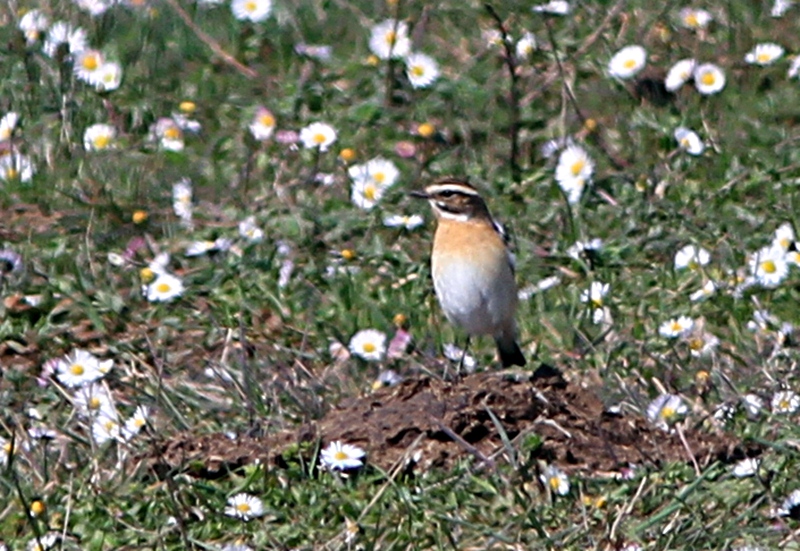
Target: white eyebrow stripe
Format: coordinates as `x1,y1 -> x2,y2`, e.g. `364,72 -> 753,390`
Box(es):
424,183 -> 480,196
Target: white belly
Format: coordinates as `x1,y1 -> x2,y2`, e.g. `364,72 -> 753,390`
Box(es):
433,259 -> 516,337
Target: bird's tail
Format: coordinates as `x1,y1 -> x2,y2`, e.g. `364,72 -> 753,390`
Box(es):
495,334 -> 526,367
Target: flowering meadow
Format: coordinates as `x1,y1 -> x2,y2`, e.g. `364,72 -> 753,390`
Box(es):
2,0 -> 800,549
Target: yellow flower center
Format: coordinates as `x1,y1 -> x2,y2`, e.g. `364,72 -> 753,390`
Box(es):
780,237 -> 791,249
3,442 -> 12,453
761,260 -> 777,274
757,53 -> 771,64
684,13 -> 698,27
259,113 -> 275,127
313,132 -> 327,144
0,129 -> 10,140
30,500 -> 45,515
688,337 -> 704,351
134,417 -> 146,428
70,363 -> 85,376
373,172 -> 385,184
164,126 -> 181,140
334,450 -> 349,460
339,148 -> 356,162
83,54 -> 100,71
244,0 -> 256,12
410,65 -> 425,77
680,138 -> 690,148
237,502 -> 252,512
140,267 -> 155,282
364,184 -> 377,201
93,135 -> 110,149
362,343 -> 376,353
103,419 -> 116,430
780,399 -> 790,410
700,72 -> 716,86
89,397 -> 102,409
385,30 -> 396,46
179,101 -> 196,113
670,321 -> 683,332
417,123 -> 435,138
340,249 -> 355,261
570,159 -> 585,176
688,260 -> 699,270
591,298 -> 603,308
623,58 -> 636,69
660,406 -> 676,420
132,210 -> 148,224
156,282 -> 171,293
548,477 -> 561,491
5,167 -> 18,180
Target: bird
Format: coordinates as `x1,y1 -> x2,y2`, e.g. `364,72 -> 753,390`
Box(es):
411,178 -> 526,368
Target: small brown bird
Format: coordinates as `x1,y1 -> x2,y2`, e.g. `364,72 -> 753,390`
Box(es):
411,178 -> 525,367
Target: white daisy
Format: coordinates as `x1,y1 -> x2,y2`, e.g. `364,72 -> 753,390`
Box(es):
689,280 -> 717,301
83,124 -> 116,151
659,316 -> 694,338
771,390 -> 800,414
539,464 -> 570,495
73,49 -> 105,85
744,43 -> 784,66
687,331 -> 719,357
749,244 -> 788,288
443,343 -> 477,371
121,405 -> 149,441
92,411 -> 122,444
732,457 -> 759,477
153,118 -> 184,152
43,22 -> 88,58
772,0 -> 795,16
146,273 -> 184,302
646,394 -> 688,431
368,19 -> 411,60
679,7 -> 713,29
185,238 -> 231,256
405,52 -> 440,89
73,382 -> 115,419
693,63 -> 725,95
18,10 -> 49,45
55,349 -> 108,388
580,281 -> 609,308
320,440 -> 367,470
608,45 -> 647,79
786,55 -> 800,78
0,153 -> 35,183
664,58 -> 696,92
773,222 -> 795,250
674,127 -> 704,155
249,107 -> 276,140
238,216 -> 264,242
25,532 -> 60,551
75,0 -> 113,16
532,0 -> 571,14
566,238 -> 603,260
516,32 -> 537,60
555,145 -> 593,204
777,489 -> 800,517
383,214 -> 424,230
742,394 -> 764,418
348,329 -> 387,361
299,121 -> 337,152
95,61 -> 122,92
349,157 -> 400,210
172,179 -> 193,223
674,244 -> 710,270
231,0 -> 273,23
224,493 -> 265,520
0,112 -> 19,141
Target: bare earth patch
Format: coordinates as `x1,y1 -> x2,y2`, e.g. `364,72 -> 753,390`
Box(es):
147,368 -> 756,478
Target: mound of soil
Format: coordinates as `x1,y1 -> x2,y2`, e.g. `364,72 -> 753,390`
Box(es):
147,369 -> 755,478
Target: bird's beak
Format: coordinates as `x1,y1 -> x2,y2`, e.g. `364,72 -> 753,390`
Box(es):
409,190 -> 429,199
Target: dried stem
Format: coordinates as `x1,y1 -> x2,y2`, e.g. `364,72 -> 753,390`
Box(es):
484,4 -> 522,184
164,0 -> 258,79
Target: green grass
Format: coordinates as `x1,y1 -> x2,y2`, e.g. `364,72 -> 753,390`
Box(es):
2,0 -> 800,549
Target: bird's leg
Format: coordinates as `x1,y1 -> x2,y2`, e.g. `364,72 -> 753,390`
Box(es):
457,336 -> 471,378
